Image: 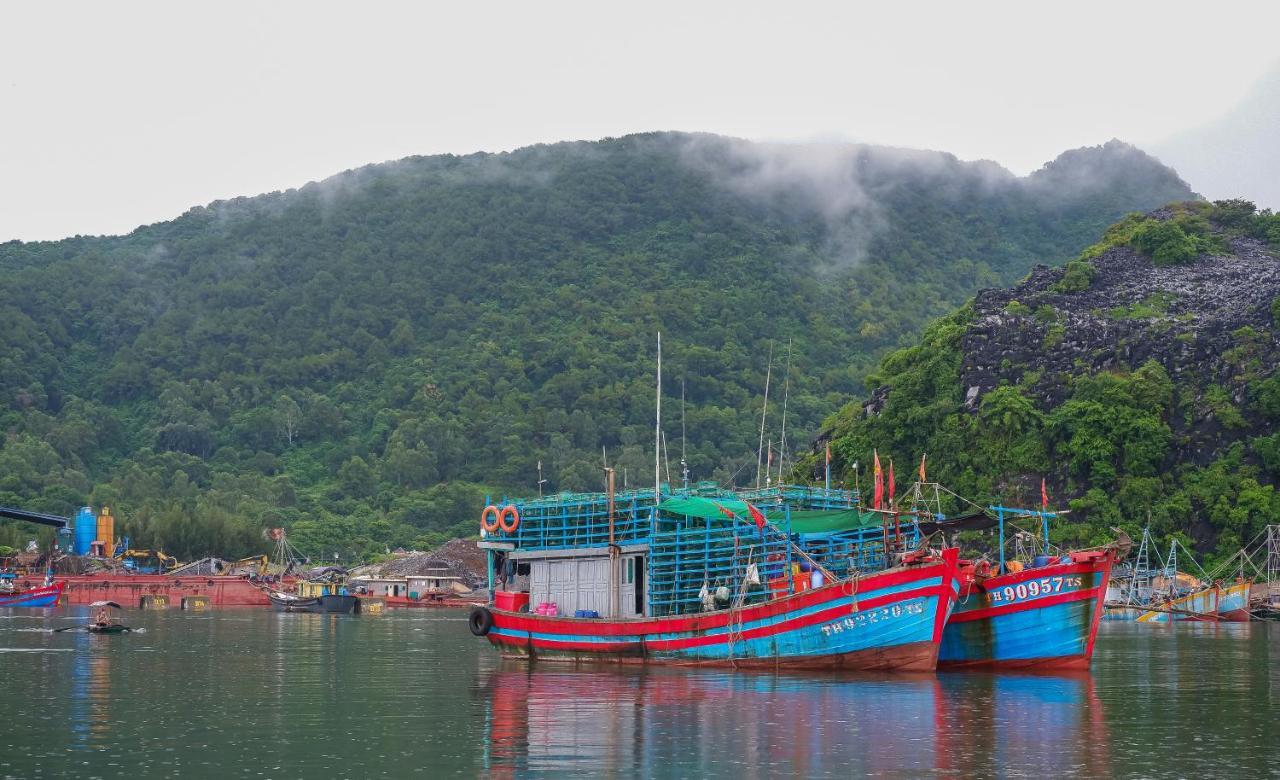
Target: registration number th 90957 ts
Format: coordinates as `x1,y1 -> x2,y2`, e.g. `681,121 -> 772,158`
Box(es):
989,576 -> 1083,604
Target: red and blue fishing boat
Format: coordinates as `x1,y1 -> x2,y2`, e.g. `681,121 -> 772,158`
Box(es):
0,575 -> 65,608
472,488 -> 961,672
937,505 -> 1115,669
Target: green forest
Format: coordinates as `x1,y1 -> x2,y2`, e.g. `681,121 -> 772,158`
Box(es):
816,200 -> 1280,563
0,132 -> 1194,561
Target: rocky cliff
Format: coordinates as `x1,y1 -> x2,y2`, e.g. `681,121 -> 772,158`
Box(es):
822,201 -> 1280,554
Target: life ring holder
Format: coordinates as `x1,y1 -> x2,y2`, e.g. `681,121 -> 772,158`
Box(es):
480,505 -> 501,533
498,505 -> 520,534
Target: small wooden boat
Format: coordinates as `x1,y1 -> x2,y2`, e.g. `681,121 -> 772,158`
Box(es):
267,574 -> 360,614
0,577 -> 64,608
55,600 -> 135,633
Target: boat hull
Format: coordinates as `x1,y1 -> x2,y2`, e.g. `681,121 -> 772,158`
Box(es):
1135,581 -> 1253,622
268,592 -> 359,614
482,550 -> 960,672
939,551 -> 1113,670
0,581 -> 64,608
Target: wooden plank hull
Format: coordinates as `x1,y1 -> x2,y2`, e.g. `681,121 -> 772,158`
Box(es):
0,581 -> 63,608
939,551 -> 1112,670
1134,581 -> 1253,623
483,549 -> 960,672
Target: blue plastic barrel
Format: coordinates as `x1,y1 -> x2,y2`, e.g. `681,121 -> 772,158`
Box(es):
1031,555 -> 1054,568
74,507 -> 95,555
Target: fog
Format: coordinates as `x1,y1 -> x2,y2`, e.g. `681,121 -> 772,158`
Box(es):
2,1 -> 1278,242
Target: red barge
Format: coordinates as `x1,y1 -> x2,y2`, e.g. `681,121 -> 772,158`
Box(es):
12,573 -> 270,607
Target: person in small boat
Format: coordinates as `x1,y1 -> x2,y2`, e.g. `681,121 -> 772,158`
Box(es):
95,607 -> 110,627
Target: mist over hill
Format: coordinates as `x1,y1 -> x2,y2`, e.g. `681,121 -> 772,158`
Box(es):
0,132 -> 1195,559
1154,62 -> 1280,210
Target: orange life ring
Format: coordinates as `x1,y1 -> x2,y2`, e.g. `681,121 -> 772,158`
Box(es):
498,505 -> 520,533
480,505 -> 501,533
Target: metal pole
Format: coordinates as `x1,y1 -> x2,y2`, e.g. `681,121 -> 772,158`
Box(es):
755,341 -> 773,489
655,333 -> 662,503
1042,510 -> 1050,556
997,507 -> 1006,574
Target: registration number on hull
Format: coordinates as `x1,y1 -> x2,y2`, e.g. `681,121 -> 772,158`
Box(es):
818,598 -> 926,637
989,576 -> 1083,605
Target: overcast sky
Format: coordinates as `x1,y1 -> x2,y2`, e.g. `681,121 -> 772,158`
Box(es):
2,1 -> 1278,242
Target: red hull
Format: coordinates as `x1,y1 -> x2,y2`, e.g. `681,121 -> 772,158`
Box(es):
14,574 -> 270,607
383,595 -> 476,609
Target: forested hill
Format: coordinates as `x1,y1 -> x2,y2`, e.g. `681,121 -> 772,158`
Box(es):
0,132 -> 1194,559
817,200 -> 1280,560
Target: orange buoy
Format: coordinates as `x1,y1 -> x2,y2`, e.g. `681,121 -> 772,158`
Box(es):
498,505 -> 520,533
480,505 -> 501,533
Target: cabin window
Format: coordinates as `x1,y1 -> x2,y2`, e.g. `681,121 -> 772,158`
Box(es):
625,558 -> 634,584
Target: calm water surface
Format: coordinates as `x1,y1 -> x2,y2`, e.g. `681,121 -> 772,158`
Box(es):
2,608 -> 1278,778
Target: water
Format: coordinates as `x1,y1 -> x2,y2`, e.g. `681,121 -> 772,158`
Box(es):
2,609 -> 1279,778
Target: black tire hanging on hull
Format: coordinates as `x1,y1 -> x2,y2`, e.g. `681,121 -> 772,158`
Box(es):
469,606 -> 495,636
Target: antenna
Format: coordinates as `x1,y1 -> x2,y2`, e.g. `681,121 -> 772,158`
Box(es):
537,460 -> 546,498
777,337 -> 792,486
755,340 -> 774,489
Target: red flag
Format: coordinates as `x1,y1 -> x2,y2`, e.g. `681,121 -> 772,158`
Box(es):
919,453 -> 927,483
872,450 -> 884,510
714,502 -> 736,521
1041,478 -> 1049,509
747,503 -> 767,531
888,460 -> 896,506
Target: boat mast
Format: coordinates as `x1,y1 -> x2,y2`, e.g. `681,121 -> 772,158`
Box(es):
755,341 -> 774,490
655,332 -> 662,503
681,378 -> 689,490
777,337 -> 792,486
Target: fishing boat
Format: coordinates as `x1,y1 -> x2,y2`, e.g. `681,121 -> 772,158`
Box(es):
941,549 -> 1114,669
1109,531 -> 1253,622
1135,580 -> 1253,623
0,574 -> 64,608
935,503 -> 1118,669
267,569 -> 360,613
53,600 -> 135,633
472,485 -> 961,671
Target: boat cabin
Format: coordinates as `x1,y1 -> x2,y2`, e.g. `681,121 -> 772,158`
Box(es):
480,484 -> 893,619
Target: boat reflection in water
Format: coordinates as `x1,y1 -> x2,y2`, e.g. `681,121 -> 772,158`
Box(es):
480,664 -> 1109,777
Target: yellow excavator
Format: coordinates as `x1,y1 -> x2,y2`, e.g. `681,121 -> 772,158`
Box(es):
226,555 -> 269,577
119,549 -> 180,574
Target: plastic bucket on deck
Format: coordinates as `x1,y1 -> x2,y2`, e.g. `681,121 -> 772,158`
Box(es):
1032,555 -> 1054,568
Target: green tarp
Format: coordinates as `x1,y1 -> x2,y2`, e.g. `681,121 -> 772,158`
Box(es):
657,497 -> 881,535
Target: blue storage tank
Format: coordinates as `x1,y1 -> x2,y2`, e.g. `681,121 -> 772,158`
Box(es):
74,506 -> 95,555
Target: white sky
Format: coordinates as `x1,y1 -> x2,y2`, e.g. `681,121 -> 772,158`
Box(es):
2,1 -> 1278,242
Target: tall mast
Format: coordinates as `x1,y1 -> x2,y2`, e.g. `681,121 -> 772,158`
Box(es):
755,341 -> 774,489
681,378 -> 688,490
655,332 -> 662,502
777,337 -> 792,486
